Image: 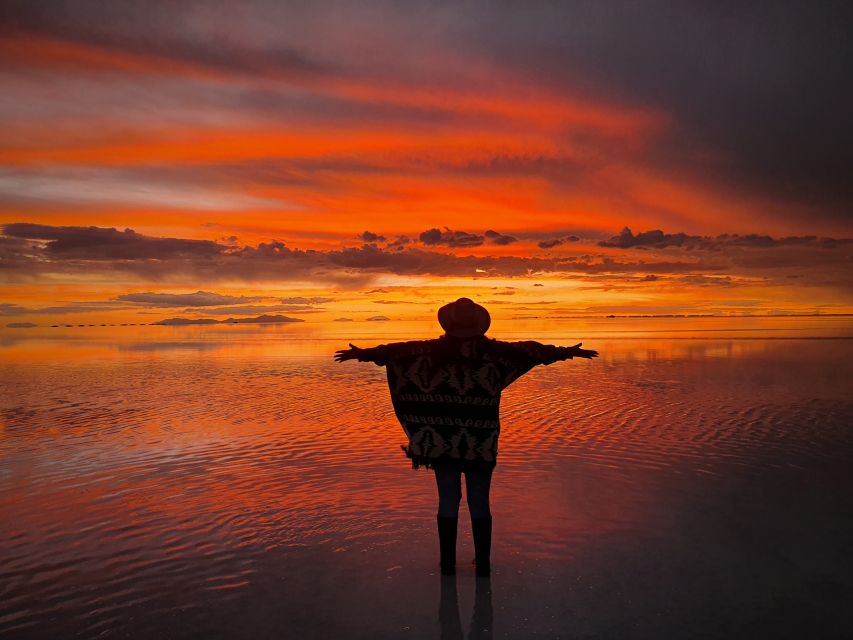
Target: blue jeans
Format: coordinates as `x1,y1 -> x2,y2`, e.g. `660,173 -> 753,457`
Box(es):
434,462 -> 494,519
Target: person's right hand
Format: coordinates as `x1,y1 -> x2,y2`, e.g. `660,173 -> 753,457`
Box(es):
334,343 -> 362,362
568,342 -> 598,359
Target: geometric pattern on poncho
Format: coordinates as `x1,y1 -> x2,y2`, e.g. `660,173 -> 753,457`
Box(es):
357,335 -> 571,470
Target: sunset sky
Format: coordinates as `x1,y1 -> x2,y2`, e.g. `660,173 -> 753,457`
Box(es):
1,0 -> 851,324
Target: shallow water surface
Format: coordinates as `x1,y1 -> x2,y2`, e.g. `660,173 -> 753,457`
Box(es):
1,319 -> 852,638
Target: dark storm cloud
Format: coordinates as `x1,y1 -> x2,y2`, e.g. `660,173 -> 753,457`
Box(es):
444,1 -> 853,218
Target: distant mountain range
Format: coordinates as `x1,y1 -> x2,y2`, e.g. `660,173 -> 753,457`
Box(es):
152,314 -> 304,326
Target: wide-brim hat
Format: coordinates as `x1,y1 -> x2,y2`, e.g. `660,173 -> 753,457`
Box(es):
438,297 -> 491,337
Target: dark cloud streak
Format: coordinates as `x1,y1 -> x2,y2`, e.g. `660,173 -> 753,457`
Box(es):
115,291 -> 264,306
538,235 -> 580,249
3,223 -> 850,293
419,227 -> 517,248
3,223 -> 223,260
419,227 -> 484,248
2,222 -> 730,283
600,226 -> 852,251
0,0 -> 331,81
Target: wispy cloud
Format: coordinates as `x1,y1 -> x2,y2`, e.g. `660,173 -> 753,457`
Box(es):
115,291 -> 266,307
183,304 -> 323,315
0,166 -> 292,211
0,301 -> 126,316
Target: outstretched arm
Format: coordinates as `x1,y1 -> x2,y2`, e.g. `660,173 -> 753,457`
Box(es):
333,343 -> 390,365
511,340 -> 598,366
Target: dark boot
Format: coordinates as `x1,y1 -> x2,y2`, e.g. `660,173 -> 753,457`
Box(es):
437,516 -> 458,575
471,515 -> 492,577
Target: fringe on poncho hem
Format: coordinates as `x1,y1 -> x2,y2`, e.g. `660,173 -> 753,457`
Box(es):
399,445 -> 497,472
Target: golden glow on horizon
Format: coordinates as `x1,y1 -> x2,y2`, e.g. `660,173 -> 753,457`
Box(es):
1,18 -> 851,322
2,278 -> 851,327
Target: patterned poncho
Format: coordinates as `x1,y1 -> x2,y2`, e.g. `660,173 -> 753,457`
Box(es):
356,335 -> 576,470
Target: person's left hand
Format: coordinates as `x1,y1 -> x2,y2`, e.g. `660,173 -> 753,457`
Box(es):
568,342 -> 599,359
334,343 -> 362,362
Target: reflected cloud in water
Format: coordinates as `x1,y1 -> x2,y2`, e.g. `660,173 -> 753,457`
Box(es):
0,317 -> 851,637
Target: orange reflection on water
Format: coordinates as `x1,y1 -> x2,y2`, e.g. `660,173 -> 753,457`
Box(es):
1,319 -> 852,635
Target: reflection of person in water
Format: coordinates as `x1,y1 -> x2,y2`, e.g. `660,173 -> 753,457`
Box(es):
440,570 -> 492,640
335,297 -> 598,577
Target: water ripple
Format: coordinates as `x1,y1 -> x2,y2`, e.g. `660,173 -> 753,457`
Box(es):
1,338 -> 851,637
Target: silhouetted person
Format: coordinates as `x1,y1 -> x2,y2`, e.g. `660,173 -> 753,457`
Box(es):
334,297 -> 598,577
